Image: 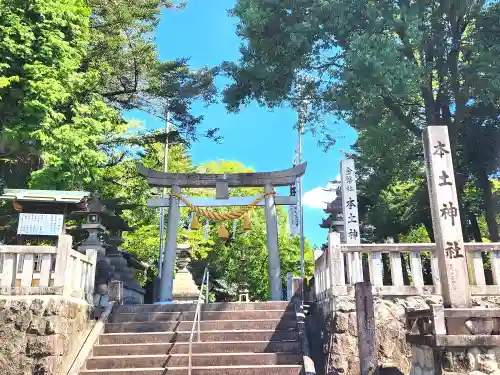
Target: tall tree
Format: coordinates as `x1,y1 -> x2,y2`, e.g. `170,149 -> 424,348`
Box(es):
222,0 -> 500,241
86,0 -> 219,140
0,0 -> 217,245
0,0 -> 217,191
0,0 -> 97,188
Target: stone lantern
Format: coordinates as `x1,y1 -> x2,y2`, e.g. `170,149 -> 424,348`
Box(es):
71,193 -> 111,307
171,242 -> 200,303
73,193 -> 110,256
71,194 -> 147,307
104,212 -> 146,305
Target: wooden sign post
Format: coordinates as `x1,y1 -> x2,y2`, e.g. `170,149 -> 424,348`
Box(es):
341,159 -> 362,283
423,126 -> 471,308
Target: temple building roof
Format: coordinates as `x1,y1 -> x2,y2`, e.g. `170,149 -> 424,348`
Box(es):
1,189 -> 90,203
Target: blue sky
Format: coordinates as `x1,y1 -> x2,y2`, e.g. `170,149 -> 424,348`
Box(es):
128,0 -> 357,247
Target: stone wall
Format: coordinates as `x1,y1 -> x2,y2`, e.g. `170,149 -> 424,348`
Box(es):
317,295 -> 434,375
410,345 -> 438,375
409,344 -> 500,375
0,296 -> 94,375
314,295 -> 500,375
440,347 -> 500,375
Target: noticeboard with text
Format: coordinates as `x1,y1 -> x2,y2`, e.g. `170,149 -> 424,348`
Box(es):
17,213 -> 64,236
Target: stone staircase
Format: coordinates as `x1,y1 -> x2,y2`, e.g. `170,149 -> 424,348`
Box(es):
79,301 -> 303,374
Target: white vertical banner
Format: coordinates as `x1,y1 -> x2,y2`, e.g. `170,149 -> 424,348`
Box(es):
341,159 -> 363,283
288,142 -> 300,235
288,206 -> 300,235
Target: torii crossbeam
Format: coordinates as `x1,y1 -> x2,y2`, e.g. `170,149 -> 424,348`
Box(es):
139,162 -> 307,302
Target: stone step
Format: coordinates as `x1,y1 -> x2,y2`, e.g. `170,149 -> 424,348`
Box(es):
116,302 -> 292,314
105,319 -> 295,333
79,364 -> 303,375
92,341 -> 301,356
110,310 -> 294,323
99,330 -> 298,345
85,353 -> 302,369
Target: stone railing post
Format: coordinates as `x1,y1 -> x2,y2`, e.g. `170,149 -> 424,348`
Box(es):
54,234 -> 73,297
328,231 -> 345,287
108,280 -> 124,305
286,272 -> 293,301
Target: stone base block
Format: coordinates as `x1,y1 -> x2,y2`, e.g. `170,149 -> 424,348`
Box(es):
409,344 -> 500,375
410,345 -> 438,375
123,287 -> 144,304
0,296 -> 93,375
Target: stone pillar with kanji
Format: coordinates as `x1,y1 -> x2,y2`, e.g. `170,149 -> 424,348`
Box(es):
423,126 -> 471,308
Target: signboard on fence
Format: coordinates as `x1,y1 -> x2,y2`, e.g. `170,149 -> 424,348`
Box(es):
17,213 -> 64,236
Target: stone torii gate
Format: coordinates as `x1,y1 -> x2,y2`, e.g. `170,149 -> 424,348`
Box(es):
139,162 -> 307,302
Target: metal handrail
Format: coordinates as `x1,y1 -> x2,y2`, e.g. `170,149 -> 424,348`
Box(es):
188,266 -> 210,375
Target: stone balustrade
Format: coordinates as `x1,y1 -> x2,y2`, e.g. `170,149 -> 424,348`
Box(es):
313,232 -> 500,300
0,235 -> 96,300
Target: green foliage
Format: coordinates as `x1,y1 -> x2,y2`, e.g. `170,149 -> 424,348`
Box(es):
0,0 -> 97,186
398,225 -> 431,244
224,0 -> 500,242
0,0 -> 217,191
116,143 -> 194,275
87,0 -> 218,139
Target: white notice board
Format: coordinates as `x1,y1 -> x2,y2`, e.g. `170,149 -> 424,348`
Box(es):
17,213 -> 64,236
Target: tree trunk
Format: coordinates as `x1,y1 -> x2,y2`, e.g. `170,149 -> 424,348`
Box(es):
423,217 -> 435,243
468,212 -> 483,242
476,169 -> 499,242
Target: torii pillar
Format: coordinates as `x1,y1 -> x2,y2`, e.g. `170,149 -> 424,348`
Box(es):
139,162 -> 307,302
264,183 -> 282,300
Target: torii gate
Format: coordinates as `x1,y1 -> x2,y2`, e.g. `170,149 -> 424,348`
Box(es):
139,163 -> 307,301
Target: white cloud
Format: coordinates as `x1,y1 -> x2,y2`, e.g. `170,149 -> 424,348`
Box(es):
303,180 -> 339,210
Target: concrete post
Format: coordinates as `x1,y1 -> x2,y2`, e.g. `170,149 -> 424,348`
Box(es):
264,183 -> 283,301
108,280 -> 124,305
287,272 -> 293,301
328,231 -> 345,286
292,277 -> 304,300
159,185 -> 181,302
355,281 -> 377,375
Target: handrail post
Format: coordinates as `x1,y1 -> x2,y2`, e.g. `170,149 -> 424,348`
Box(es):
189,266 -> 209,375
197,303 -> 201,342
188,339 -> 192,375
206,269 -> 210,304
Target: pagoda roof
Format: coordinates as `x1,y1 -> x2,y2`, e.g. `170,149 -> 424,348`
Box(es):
324,201 -> 343,213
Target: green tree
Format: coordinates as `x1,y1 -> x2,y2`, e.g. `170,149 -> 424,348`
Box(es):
0,0 -> 217,191
223,0 -> 500,242
113,142 -> 194,274
0,0 -> 217,244
86,0 -> 218,140
0,0 -> 100,188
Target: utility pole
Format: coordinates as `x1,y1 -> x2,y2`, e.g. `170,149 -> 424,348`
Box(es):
298,103 -> 307,278
158,112 -> 170,278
